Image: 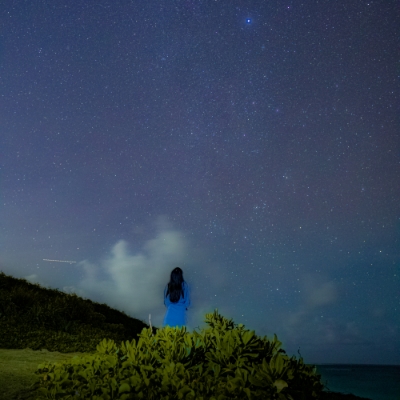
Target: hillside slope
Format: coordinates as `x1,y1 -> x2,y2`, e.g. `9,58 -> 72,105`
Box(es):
0,271 -> 155,353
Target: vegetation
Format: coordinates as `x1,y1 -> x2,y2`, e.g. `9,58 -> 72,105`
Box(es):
33,311 -> 324,399
0,271 -> 370,399
0,271 -> 153,352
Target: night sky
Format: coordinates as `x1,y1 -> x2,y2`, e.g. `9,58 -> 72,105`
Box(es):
1,1 -> 399,365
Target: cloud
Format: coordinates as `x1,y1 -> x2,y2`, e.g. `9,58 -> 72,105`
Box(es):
286,274 -> 339,334
319,320 -> 369,345
306,281 -> 337,308
24,274 -> 42,285
300,273 -> 338,308
68,227 -> 192,328
282,273 -> 372,361
61,222 -> 232,331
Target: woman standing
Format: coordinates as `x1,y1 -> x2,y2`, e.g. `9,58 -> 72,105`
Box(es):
162,267 -> 191,328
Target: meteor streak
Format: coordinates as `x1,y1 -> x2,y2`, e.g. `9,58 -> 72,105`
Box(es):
43,259 -> 77,264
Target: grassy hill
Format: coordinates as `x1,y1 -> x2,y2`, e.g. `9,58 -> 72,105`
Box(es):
0,271 -> 155,353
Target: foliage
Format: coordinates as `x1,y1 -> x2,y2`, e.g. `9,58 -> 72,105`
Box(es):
0,271 -> 153,352
33,310 -> 324,399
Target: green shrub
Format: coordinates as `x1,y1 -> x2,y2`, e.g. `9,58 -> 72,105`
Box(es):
34,310 -> 324,399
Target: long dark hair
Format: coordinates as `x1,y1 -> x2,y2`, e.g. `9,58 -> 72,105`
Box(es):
166,267 -> 185,303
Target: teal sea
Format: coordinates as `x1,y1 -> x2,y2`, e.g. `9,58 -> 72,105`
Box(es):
315,364 -> 400,400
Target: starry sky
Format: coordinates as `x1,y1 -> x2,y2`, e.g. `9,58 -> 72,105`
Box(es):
1,0 -> 399,365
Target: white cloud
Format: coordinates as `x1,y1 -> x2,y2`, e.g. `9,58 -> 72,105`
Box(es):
69,227 -> 194,328
24,274 -> 41,285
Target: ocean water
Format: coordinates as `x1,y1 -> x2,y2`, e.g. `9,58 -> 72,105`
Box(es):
315,364 -> 400,400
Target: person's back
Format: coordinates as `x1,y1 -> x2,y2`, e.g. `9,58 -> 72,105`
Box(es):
162,267 -> 191,328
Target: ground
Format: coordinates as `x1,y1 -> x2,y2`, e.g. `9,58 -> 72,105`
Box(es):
0,348 -> 84,400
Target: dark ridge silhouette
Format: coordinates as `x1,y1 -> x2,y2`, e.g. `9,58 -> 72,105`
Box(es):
0,270 -> 157,352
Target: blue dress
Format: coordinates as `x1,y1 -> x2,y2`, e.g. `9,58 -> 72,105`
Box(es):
162,281 -> 191,328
